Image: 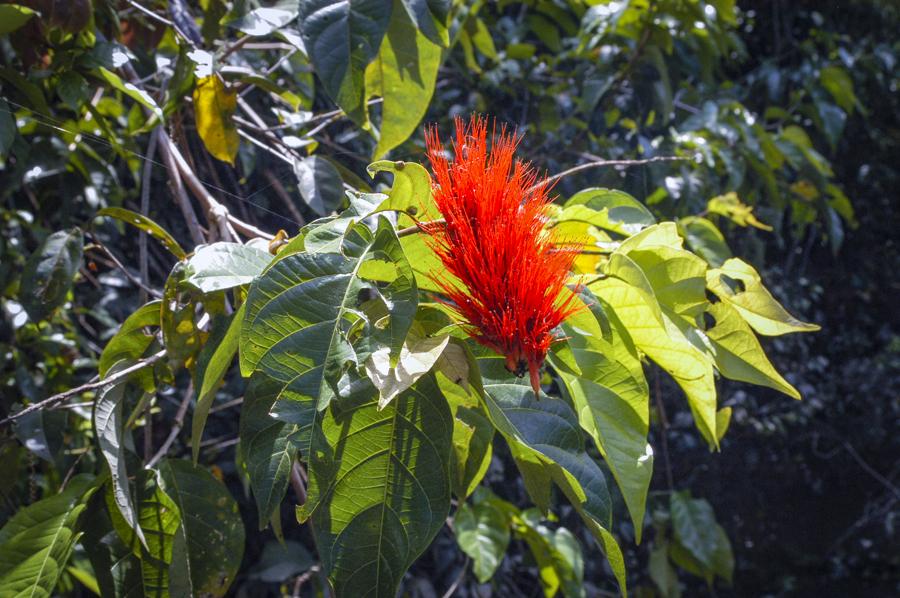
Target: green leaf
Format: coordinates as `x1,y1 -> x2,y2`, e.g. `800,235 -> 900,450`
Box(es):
454,499 -> 510,583
704,302 -> 801,399
19,227 -> 83,321
0,475 -> 95,597
649,541 -> 681,598
298,0 -> 392,125
626,245 -> 709,318
184,242 -> 271,293
294,155 -> 345,216
591,276 -> 719,448
192,304 -> 245,462
157,459 -> 245,597
296,374 -> 452,597
0,4 -> 36,35
706,193 -> 772,231
555,188 -> 656,235
553,293 -> 653,542
366,159 -> 439,220
678,217 -> 732,267
400,0 -> 449,46
97,207 -> 186,260
670,491 -> 717,565
820,65 -> 857,114
241,218 -> 417,411
0,98 -> 16,157
366,0 -> 442,158
97,68 -> 164,121
106,468 -> 181,597
99,301 -> 161,393
706,258 -> 820,336
514,509 -> 585,598
94,369 -> 146,551
477,354 -> 625,594
239,375 -> 299,529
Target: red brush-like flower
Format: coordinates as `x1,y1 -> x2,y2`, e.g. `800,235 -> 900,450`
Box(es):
424,115 -> 582,396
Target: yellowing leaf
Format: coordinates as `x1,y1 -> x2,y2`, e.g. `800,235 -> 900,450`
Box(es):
591,276 -> 719,448
193,76 -> 239,165
706,258 -> 820,336
707,192 -> 773,231
704,302 -> 801,399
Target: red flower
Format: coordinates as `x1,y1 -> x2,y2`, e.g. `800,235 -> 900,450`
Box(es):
424,115 -> 582,396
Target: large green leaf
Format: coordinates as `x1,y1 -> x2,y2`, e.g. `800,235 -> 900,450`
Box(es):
366,0 -> 442,158
400,0 -> 449,46
669,491 -> 734,584
704,302 -> 801,399
706,258 -> 819,336
477,354 -> 626,594
157,460 -> 245,597
298,0 -> 393,124
19,227 -> 83,321
677,216 -> 732,267
192,305 -> 244,462
183,243 -> 272,293
239,374 -> 298,529
552,293 -> 653,542
0,475 -> 95,597
0,4 -> 36,35
241,218 -> 417,411
296,374 -> 452,597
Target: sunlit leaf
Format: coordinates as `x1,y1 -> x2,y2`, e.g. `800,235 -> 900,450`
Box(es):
193,75 -> 239,165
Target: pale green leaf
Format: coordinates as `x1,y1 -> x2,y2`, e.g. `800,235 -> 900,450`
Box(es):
184,243 -> 272,293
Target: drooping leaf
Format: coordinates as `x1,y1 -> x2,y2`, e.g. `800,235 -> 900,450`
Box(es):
97,68 -> 164,121
706,192 -> 772,231
183,242 -> 271,293
706,258 -> 820,336
19,227 -> 83,321
239,374 -> 299,529
296,374 -> 452,598
704,302 -> 800,399
94,369 -> 146,550
106,468 -> 181,597
678,216 -> 732,267
298,0 -> 393,125
514,509 -> 585,598
97,207 -> 186,260
192,305 -> 245,462
648,541 -> 681,598
553,292 -> 653,541
157,459 -> 245,597
365,333 -> 449,409
193,75 -> 239,165
0,475 -> 95,597
227,0 -> 299,36
366,0 -> 442,158
669,491 -> 733,584
241,218 -> 417,411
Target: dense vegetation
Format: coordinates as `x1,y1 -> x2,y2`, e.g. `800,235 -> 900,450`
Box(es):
0,1 -> 896,596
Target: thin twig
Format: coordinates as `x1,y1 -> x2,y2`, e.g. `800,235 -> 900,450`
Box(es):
146,381 -> 193,468
532,155 -> 687,192
441,557 -> 470,598
1,350 -> 167,426
88,240 -> 163,299
157,130 -> 208,246
263,168 -> 306,226
291,461 -> 308,505
654,369 -> 675,492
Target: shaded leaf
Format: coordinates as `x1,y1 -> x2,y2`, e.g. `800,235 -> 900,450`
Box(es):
294,155 -> 344,216
454,499 -> 510,583
19,227 -> 83,321
97,208 -> 186,260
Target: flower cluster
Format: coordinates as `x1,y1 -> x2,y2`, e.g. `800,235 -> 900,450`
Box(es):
425,115 -> 581,396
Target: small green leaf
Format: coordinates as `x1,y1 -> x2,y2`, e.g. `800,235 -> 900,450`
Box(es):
670,491 -> 718,577
294,155 -> 345,216
184,242 -> 271,293
99,301 -> 161,393
19,227 -> 83,321
97,68 -> 164,121
454,499 -> 510,583
820,65 -> 857,114
97,207 -> 186,259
